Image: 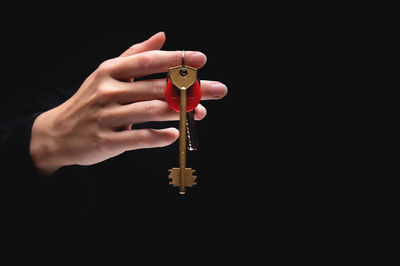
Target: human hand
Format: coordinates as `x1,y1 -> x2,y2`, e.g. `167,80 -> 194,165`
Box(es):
30,32 -> 228,176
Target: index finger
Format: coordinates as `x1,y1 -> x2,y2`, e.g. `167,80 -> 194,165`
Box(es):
108,50 -> 207,80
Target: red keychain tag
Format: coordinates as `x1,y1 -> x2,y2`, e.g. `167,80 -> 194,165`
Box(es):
165,78 -> 201,112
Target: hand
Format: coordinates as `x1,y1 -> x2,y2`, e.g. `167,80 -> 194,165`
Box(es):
30,32 -> 228,176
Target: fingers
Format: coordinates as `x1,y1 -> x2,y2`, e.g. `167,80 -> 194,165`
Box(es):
120,32 -> 166,57
114,128 -> 179,151
115,79 -> 228,104
106,50 -> 207,80
115,79 -> 167,104
99,100 -> 207,127
200,80 -> 228,99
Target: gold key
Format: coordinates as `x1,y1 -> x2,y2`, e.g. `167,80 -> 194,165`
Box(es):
167,62 -> 199,194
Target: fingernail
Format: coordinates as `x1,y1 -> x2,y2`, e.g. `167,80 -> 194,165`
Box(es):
211,83 -> 228,98
188,52 -> 207,66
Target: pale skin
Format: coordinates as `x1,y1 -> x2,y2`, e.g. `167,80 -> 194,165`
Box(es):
29,32 -> 228,176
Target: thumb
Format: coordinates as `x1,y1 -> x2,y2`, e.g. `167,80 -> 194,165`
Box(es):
120,32 -> 166,57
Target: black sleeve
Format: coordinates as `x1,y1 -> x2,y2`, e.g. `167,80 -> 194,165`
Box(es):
0,111 -> 43,182
0,34 -> 91,216
0,92 -> 45,216
0,45 -> 70,184
0,46 -> 51,187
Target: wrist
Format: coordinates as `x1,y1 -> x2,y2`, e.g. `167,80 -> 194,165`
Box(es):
30,109 -> 63,176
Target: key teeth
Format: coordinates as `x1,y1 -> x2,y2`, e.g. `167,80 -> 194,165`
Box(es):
168,168 -> 180,187
184,169 -> 197,187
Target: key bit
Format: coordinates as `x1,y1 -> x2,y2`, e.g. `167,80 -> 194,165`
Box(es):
168,168 -> 197,193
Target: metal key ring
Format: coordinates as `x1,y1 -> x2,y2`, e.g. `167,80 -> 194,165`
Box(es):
180,50 -> 187,76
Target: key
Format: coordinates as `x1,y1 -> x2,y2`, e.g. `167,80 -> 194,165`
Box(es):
186,110 -> 199,151
167,64 -> 199,194
186,78 -> 200,151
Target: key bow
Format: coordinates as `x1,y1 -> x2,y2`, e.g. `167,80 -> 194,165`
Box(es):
169,65 -> 198,89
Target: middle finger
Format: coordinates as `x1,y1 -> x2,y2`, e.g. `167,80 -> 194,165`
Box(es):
116,79 -> 228,104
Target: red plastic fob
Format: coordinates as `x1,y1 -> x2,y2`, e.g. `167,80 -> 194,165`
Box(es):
165,79 -> 201,112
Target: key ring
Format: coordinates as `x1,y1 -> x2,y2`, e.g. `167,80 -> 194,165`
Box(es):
180,50 -> 187,76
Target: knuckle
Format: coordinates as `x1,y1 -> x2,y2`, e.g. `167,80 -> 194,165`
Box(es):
138,130 -> 153,146
122,44 -> 137,57
96,108 -> 112,125
95,84 -> 115,105
152,80 -> 166,99
146,100 -> 163,116
170,52 -> 181,68
93,131 -> 111,147
96,59 -> 115,76
138,53 -> 154,70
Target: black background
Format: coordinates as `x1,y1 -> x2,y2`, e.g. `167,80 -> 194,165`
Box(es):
0,3 -> 376,261
1,4 -> 335,239
1,6 -> 266,220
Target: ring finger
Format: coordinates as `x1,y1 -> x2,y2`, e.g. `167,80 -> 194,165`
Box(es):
100,100 -> 207,127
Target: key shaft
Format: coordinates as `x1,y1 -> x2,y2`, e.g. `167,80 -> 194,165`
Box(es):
179,87 -> 187,194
